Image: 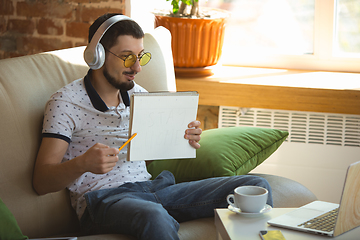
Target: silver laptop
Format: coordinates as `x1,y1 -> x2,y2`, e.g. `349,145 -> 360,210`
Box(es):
268,160 -> 360,237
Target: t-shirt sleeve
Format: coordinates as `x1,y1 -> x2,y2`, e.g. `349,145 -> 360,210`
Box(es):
42,92 -> 75,143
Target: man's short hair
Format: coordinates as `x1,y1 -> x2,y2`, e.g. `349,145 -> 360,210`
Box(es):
88,13 -> 144,50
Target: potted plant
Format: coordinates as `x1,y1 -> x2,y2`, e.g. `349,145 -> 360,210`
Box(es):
154,0 -> 229,77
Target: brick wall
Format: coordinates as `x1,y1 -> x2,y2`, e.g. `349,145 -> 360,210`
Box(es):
0,0 -> 126,59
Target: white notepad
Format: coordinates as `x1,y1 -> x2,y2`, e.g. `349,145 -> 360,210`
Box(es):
127,91 -> 199,161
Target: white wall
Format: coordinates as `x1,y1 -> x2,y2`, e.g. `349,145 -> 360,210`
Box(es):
250,142 -> 360,204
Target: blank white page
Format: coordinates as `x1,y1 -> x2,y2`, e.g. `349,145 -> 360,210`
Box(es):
128,91 -> 199,161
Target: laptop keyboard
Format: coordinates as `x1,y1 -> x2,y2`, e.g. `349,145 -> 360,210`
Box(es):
297,208 -> 339,232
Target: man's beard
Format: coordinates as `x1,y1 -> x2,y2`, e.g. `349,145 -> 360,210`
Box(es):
103,67 -> 135,91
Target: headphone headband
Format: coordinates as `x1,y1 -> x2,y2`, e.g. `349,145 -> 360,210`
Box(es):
84,15 -> 134,69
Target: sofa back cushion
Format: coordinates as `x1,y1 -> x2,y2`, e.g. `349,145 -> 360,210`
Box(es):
0,27 -> 174,238
0,46 -> 89,237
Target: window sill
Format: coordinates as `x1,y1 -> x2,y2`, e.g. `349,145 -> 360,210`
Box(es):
175,66 -> 360,115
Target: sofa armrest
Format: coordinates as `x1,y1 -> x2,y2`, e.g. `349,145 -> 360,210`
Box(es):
250,173 -> 317,208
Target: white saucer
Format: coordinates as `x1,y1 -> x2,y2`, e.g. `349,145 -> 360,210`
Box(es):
228,204 -> 272,217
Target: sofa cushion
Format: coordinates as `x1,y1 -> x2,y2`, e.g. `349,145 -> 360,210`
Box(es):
0,198 -> 27,240
147,127 -> 289,182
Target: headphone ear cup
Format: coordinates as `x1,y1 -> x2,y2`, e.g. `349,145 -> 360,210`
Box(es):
85,15 -> 134,69
84,47 -> 95,68
90,43 -> 105,70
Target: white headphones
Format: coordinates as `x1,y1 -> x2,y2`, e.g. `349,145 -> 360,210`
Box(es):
84,15 -> 134,70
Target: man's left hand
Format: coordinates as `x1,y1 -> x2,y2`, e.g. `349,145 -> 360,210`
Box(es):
185,120 -> 202,149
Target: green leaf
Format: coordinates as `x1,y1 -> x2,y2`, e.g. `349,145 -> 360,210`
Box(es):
170,0 -> 180,13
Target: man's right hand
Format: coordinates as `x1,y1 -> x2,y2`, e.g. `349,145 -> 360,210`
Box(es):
79,143 -> 119,174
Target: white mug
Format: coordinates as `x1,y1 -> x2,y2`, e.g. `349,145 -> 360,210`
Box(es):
227,186 -> 268,213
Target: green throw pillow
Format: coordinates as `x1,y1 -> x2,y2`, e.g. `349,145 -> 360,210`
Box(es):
0,198 -> 27,240
147,126 -> 288,183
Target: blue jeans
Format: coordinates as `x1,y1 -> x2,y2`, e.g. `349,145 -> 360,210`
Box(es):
80,170 -> 273,240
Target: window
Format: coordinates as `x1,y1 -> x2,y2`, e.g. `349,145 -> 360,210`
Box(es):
203,0 -> 315,56
130,0 -> 360,72
336,0 -> 360,55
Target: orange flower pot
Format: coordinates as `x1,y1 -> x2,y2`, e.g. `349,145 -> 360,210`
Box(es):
154,10 -> 228,71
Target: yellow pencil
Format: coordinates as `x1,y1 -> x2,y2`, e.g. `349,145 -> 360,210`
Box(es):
119,133 -> 137,151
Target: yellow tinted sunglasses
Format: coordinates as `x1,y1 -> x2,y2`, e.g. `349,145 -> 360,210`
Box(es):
106,48 -> 152,68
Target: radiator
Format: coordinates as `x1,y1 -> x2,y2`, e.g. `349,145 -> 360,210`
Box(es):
219,106 -> 360,203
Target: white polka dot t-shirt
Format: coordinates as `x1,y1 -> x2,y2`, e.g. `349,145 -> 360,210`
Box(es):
42,73 -> 152,219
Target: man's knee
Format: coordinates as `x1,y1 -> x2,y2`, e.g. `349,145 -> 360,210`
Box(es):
131,201 -> 180,240
136,202 -> 172,222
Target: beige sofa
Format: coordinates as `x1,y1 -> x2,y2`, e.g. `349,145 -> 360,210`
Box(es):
0,27 -> 317,239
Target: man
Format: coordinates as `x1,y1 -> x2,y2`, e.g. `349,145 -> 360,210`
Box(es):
33,13 -> 273,240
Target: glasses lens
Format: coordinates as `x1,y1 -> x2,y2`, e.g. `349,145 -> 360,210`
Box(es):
123,52 -> 151,67
139,52 -> 151,66
124,54 -> 137,68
